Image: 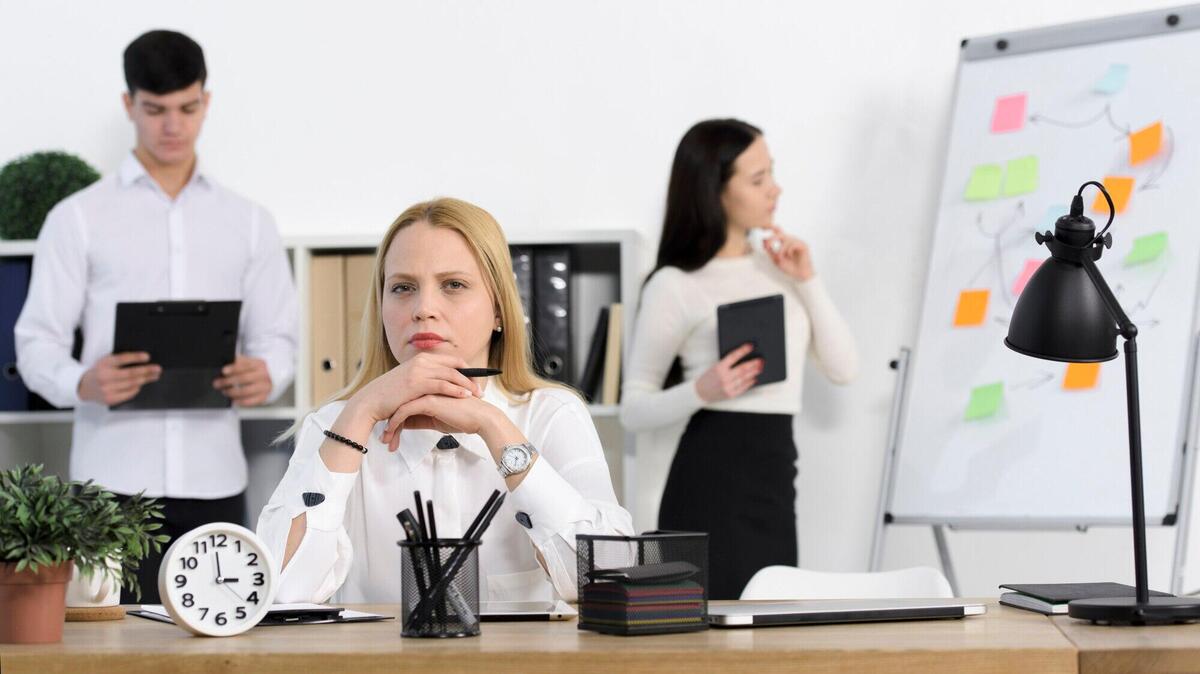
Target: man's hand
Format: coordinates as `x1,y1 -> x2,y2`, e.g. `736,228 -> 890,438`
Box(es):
213,355 -> 272,407
78,352 -> 161,406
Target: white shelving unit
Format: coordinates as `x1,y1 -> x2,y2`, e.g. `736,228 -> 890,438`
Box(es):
0,229 -> 641,518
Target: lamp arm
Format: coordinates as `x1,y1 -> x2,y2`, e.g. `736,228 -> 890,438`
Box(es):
1079,247 -> 1150,607
1078,252 -> 1137,340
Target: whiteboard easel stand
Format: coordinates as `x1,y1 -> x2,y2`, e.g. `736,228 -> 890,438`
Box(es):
870,338 -> 1200,597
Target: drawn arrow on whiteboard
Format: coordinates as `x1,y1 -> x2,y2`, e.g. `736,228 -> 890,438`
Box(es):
1012,371 -> 1055,390
1028,103 -> 1130,136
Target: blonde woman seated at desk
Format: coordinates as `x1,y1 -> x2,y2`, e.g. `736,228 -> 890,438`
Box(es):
258,198 -> 633,603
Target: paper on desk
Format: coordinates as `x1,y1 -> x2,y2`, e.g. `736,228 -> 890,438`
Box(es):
134,603 -> 389,625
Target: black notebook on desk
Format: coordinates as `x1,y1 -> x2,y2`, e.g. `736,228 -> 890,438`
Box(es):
999,582 -> 1173,615
111,300 -> 241,411
717,294 -> 786,386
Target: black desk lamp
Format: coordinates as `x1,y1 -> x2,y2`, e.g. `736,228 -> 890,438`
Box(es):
1006,180 -> 1200,624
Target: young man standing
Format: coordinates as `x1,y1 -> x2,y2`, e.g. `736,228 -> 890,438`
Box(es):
14,30 -> 298,602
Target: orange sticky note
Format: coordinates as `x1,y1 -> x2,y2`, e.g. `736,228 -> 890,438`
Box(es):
1129,122 -> 1163,166
953,289 -> 989,327
1093,176 -> 1135,214
1064,362 -> 1101,390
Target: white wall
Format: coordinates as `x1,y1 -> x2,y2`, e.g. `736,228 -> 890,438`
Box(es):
1,0 -> 1194,597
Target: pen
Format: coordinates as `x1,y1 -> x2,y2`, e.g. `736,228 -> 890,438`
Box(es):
456,368 -> 502,377
410,492 -> 507,629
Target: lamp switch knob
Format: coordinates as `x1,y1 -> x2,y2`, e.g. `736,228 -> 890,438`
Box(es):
1102,233 -> 1113,249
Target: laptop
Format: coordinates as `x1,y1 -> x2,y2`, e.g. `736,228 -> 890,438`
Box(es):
707,598 -> 986,627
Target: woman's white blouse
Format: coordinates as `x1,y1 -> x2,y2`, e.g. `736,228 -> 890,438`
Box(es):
257,384 -> 634,604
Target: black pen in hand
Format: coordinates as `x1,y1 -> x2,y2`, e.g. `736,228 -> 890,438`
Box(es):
456,368 -> 502,378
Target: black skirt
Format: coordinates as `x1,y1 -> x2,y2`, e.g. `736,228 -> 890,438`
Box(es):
657,409 -> 798,600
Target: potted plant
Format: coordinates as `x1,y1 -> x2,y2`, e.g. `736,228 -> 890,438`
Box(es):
0,151 -> 100,240
0,464 -> 167,643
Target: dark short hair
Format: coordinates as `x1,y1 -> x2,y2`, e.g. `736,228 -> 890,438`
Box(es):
653,118 -> 762,274
123,30 -> 207,95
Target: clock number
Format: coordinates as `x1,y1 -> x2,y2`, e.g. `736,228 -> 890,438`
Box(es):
246,552 -> 258,566
199,607 -> 209,620
247,591 -> 259,604
235,540 -> 242,553
179,556 -> 198,570
182,593 -> 194,608
174,574 -> 187,588
192,541 -> 208,554
215,612 -> 227,626
209,533 -> 228,548
253,572 -> 265,586
236,607 -> 246,619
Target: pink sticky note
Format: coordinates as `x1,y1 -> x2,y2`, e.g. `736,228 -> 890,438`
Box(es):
991,94 -> 1027,133
1012,259 -> 1042,297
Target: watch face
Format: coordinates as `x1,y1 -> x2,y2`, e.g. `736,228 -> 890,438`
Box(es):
502,445 -> 530,473
157,522 -> 278,637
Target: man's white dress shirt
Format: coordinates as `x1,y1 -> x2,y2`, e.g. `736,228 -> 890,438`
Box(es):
14,152 -> 298,498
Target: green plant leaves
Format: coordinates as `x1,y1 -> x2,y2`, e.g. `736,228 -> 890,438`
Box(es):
0,152 -> 101,240
0,464 -> 166,600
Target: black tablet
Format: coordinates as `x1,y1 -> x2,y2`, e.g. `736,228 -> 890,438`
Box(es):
111,300 -> 242,411
716,294 -> 786,387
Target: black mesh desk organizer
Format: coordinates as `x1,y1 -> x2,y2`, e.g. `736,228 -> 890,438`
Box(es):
576,531 -> 708,635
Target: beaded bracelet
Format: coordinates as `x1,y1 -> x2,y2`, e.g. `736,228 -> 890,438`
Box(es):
323,429 -> 367,454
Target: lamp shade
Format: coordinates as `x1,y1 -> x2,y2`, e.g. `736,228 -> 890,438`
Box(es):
1004,217 -> 1120,362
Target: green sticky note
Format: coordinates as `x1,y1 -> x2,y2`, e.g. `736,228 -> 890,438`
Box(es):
1124,232 -> 1168,266
964,382 -> 1004,421
1004,156 -> 1039,196
964,164 -> 1002,201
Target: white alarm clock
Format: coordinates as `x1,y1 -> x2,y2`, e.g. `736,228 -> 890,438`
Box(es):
157,522 -> 279,637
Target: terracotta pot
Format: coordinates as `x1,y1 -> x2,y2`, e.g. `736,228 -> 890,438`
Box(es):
0,561 -> 73,643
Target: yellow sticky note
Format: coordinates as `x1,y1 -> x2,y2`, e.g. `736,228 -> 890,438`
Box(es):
965,165 -> 1003,201
1064,362 -> 1101,390
1003,156 -> 1039,196
1129,122 -> 1163,166
954,289 -> 989,327
1093,176 -> 1135,214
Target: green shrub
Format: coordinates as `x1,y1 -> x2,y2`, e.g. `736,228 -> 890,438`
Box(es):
0,464 -> 168,600
0,151 -> 101,240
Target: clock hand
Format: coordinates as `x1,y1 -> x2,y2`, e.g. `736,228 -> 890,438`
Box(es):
221,581 -> 246,603
214,550 -> 224,583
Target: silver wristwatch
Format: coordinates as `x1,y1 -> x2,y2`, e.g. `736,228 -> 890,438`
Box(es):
498,442 -> 538,477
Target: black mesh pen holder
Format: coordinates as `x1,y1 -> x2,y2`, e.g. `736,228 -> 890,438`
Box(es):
399,539 -> 481,638
576,531 -> 709,636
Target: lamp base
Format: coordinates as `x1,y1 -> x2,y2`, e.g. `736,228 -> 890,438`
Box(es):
1068,596 -> 1200,625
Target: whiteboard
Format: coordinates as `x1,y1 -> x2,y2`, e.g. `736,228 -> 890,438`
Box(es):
889,8 -> 1200,524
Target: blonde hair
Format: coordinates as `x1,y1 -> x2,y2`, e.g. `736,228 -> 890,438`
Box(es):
281,197 -> 564,440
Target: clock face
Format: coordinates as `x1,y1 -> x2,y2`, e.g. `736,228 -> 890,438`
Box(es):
157,522 -> 279,637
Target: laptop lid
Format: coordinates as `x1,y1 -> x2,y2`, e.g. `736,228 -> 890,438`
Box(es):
707,598 -> 986,627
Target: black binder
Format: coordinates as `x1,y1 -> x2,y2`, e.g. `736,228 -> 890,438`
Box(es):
509,246 -> 534,334
576,307 -> 610,402
111,300 -> 241,410
532,248 -> 571,383
0,258 -> 31,411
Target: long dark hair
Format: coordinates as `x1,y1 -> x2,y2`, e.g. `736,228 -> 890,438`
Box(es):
652,118 -> 762,276
648,119 -> 761,388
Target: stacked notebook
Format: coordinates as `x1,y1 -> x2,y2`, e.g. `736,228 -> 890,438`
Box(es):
999,582 -> 1173,615
579,579 -> 706,635
578,560 -> 706,635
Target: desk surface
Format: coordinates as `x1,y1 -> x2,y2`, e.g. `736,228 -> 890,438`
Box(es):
0,600 -> 1076,674
1053,614 -> 1200,674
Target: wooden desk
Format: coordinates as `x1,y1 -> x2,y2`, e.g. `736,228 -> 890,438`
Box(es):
1053,615 -> 1200,674
0,601 -> 1076,674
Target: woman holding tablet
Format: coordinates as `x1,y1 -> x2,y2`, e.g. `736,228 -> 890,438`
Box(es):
619,119 -> 859,599
259,197 -> 632,603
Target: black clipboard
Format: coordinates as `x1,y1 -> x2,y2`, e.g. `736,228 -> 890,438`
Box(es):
716,294 -> 787,387
111,300 -> 241,411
